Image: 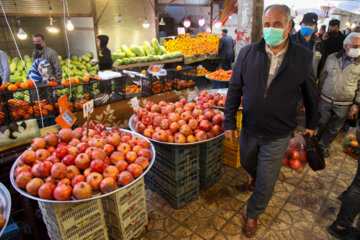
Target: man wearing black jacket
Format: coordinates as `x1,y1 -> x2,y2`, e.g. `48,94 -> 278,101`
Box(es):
218,29 -> 234,70
224,4 -> 319,237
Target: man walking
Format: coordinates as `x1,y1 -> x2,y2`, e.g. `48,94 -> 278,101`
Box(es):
317,32 -> 360,157
224,4 -> 319,237
218,29 -> 234,70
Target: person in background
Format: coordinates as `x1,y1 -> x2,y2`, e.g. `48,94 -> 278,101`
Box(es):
218,29 -> 234,70
327,119 -> 360,239
322,19 -> 346,56
32,33 -> 62,81
96,35 -> 113,71
317,24 -> 326,38
344,27 -> 352,36
0,50 -> 10,84
224,4 -> 319,237
290,12 -> 324,77
354,26 -> 360,33
317,32 -> 360,158
290,20 -> 296,34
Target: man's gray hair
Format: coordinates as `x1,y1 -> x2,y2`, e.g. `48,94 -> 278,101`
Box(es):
264,4 -> 291,23
344,32 -> 360,47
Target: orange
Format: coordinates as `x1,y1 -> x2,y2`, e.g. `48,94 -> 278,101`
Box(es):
350,141 -> 359,148
8,84 -> 18,91
1,82 -> 10,90
83,76 -> 90,82
48,81 -> 58,87
176,65 -> 182,71
141,70 -> 147,74
15,82 -> 20,87
20,82 -> 29,89
27,79 -> 35,87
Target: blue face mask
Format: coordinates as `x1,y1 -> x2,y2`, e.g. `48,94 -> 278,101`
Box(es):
301,26 -> 314,37
263,27 -> 285,46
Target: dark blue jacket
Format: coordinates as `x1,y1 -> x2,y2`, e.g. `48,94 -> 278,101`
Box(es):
218,35 -> 234,59
224,38 -> 319,138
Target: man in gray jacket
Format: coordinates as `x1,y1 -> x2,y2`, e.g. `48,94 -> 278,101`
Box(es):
0,50 -> 10,84
317,32 -> 360,157
32,33 -> 62,81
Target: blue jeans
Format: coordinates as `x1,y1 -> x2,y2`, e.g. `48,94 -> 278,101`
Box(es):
317,99 -> 351,150
335,159 -> 360,228
239,129 -> 291,218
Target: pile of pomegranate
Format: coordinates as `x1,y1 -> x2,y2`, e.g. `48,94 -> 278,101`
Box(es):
132,93 -> 224,144
198,92 -> 227,108
13,123 -> 152,201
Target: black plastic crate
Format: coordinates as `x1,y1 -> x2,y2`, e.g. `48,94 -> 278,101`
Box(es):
36,115 -> 56,128
148,177 -> 199,209
166,69 -> 196,91
5,85 -> 56,122
121,75 -> 143,99
199,137 -> 223,190
53,81 -> 95,112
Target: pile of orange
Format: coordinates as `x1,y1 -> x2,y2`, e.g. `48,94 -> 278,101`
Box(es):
184,66 -> 210,76
207,69 -> 232,81
174,79 -> 195,90
152,80 -> 172,94
8,99 -> 54,120
165,33 -> 220,56
0,104 -> 5,125
125,85 -> 142,93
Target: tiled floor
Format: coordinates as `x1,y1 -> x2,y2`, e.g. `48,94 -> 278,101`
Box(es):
140,133 -> 359,240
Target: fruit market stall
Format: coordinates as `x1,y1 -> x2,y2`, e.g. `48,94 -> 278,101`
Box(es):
206,69 -> 232,89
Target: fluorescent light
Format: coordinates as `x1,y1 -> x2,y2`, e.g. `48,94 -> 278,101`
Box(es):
66,19 -> 74,31
17,27 -> 27,40
198,17 -> 205,27
184,19 -> 191,28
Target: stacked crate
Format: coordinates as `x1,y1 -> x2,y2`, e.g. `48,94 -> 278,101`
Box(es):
199,137 -> 224,189
101,178 -> 148,240
222,110 -> 242,168
148,143 -> 200,209
38,199 -> 108,240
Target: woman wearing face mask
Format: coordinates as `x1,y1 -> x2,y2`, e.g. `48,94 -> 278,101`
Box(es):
317,32 -> 360,159
290,13 -> 324,78
95,35 -> 113,71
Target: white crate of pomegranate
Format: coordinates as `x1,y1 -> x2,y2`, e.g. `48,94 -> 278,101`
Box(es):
10,123 -> 155,203
38,199 -> 108,240
102,178 -> 147,240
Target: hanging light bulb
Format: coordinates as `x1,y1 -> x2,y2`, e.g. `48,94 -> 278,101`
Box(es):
143,17 -> 150,29
17,27 -> 27,40
214,20 -> 222,29
159,17 -> 165,26
346,21 -> 350,27
198,17 -> 205,27
183,19 -> 191,28
46,5 -> 60,33
16,17 -> 27,40
117,14 -> 122,24
66,17 -> 74,31
351,23 -> 357,29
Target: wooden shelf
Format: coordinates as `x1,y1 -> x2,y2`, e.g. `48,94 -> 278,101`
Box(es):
113,57 -> 184,71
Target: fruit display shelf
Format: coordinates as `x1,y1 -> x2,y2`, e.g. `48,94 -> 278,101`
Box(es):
113,58 -> 183,71
195,88 -> 243,111
9,129 -> 155,204
0,182 -> 11,237
129,114 -> 224,146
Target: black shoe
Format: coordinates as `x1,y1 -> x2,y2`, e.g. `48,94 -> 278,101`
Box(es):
322,149 -> 330,158
338,191 -> 347,202
327,222 -> 359,240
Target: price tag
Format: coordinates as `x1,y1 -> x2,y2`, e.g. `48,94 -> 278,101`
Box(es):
83,99 -> 94,118
187,91 -> 197,102
130,97 -> 139,110
55,110 -> 77,128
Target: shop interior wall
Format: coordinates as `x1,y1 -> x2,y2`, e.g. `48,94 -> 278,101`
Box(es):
67,17 -> 97,57
161,5 -> 211,36
0,17 -> 68,59
96,0 -> 156,52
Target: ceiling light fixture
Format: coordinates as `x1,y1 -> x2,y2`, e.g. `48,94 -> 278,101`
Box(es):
159,17 -> 165,25
184,18 -> 191,28
198,17 -> 205,27
16,17 -> 27,40
143,17 -> 150,29
214,20 -> 222,29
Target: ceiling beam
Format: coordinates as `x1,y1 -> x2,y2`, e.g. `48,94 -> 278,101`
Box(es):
3,13 -> 92,18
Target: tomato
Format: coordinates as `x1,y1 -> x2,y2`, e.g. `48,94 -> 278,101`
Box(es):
282,157 -> 288,166
290,150 -> 300,160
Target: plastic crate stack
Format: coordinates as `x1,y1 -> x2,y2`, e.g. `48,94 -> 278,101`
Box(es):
199,137 -> 224,189
222,110 -> 242,168
168,67 -> 196,91
101,178 -> 148,240
147,143 -> 200,209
